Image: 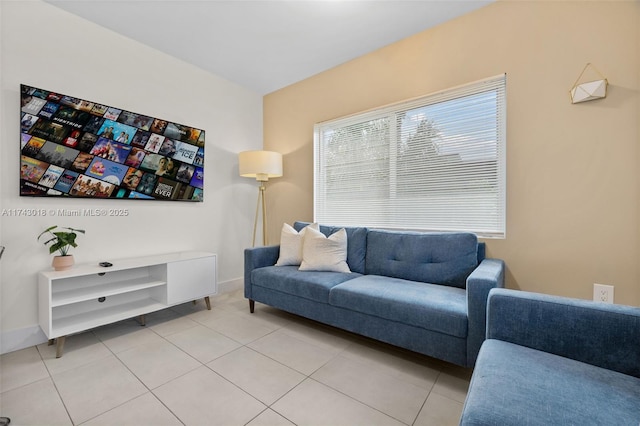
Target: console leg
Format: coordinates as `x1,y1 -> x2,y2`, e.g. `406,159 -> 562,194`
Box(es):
249,299 -> 255,313
137,315 -> 146,326
55,336 -> 66,358
204,296 -> 211,310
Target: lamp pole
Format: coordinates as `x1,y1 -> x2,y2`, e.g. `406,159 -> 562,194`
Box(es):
239,150 -> 283,247
252,181 -> 268,247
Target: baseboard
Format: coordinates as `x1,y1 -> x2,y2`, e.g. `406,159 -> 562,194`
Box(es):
218,277 -> 243,294
0,277 -> 245,355
0,325 -> 48,355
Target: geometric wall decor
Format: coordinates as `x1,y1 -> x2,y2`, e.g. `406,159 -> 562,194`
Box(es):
20,84 -> 204,201
570,63 -> 608,104
570,79 -> 607,104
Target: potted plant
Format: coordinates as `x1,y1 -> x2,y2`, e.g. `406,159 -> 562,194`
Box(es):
37,226 -> 85,271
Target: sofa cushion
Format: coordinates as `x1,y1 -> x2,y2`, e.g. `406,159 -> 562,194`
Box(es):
461,339 -> 640,425
294,222 -> 367,274
275,223 -> 319,266
365,230 -> 478,289
251,265 -> 359,303
299,227 -> 350,273
329,275 -> 468,337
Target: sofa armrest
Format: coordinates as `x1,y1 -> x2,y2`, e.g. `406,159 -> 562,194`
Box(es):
465,258 -> 505,367
487,288 -> 640,378
244,245 -> 280,299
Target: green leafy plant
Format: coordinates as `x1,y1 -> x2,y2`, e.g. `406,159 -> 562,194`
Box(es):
37,226 -> 85,256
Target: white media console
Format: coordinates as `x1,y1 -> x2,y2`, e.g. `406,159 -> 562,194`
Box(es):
38,251 -> 217,357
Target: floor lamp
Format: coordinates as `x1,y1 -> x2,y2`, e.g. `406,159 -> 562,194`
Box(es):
239,150 -> 283,246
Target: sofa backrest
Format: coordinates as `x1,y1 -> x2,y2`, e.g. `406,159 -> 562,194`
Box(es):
365,230 -> 479,289
293,222 -> 368,274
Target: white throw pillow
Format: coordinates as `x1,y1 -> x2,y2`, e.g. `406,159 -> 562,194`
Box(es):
299,227 -> 350,273
275,223 -> 319,266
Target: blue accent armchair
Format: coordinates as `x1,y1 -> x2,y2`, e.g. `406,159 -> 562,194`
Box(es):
460,288 -> 640,425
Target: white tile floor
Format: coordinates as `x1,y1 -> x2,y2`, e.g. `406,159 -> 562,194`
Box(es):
0,290 -> 471,426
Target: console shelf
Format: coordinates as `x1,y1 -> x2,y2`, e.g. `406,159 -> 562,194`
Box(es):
51,278 -> 167,307
39,251 -> 216,357
52,298 -> 167,337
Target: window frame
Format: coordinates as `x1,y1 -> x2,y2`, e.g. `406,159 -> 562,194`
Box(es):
313,74 -> 507,238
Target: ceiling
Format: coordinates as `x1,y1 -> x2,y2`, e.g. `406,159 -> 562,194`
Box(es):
45,0 -> 493,95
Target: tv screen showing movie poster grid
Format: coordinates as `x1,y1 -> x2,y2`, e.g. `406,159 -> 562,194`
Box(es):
20,84 -> 204,201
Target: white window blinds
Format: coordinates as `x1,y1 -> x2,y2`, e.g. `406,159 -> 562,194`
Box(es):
313,74 -> 506,238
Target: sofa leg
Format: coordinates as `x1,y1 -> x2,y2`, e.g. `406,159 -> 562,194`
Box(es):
249,299 -> 255,313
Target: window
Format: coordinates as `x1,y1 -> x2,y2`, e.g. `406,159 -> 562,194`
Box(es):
313,74 -> 506,238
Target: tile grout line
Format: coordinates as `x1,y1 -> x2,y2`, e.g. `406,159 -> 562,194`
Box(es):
79,329 -> 185,426
410,371 -> 440,426
34,343 -> 75,425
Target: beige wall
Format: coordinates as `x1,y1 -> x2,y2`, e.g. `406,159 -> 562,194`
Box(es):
264,1 -> 640,306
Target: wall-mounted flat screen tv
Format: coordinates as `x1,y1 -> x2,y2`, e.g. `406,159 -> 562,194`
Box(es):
20,84 -> 204,201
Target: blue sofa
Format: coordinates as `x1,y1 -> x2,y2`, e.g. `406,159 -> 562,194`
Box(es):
460,288 -> 640,425
244,222 -> 505,368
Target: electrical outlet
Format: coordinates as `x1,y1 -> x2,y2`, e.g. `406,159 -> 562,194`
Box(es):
593,283 -> 614,304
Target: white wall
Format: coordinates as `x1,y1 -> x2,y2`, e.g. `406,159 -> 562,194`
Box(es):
0,1 -> 263,353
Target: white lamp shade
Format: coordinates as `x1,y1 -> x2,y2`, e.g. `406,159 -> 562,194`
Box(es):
239,150 -> 283,181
